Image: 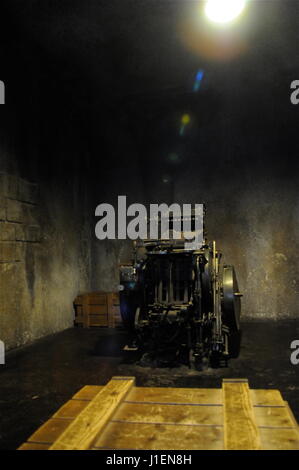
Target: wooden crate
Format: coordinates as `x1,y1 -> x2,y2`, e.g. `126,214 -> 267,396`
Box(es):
74,292 -> 122,328
19,377 -> 299,451
107,293 -> 123,328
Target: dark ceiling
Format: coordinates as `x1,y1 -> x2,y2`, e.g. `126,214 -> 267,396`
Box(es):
1,0 -> 298,104
0,1 -> 298,186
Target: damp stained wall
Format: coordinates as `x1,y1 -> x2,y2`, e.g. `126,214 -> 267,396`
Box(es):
0,170 -> 92,350
0,110 -> 93,350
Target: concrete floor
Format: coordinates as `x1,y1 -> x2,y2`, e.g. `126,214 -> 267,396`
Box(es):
0,320 -> 298,450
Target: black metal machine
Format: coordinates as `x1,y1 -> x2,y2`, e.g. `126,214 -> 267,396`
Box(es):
119,209 -> 242,368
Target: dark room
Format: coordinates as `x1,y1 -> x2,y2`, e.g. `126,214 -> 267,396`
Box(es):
0,0 -> 299,454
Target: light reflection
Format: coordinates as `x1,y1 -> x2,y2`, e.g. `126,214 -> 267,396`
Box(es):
205,0 -> 247,24
193,69 -> 204,92
180,114 -> 191,136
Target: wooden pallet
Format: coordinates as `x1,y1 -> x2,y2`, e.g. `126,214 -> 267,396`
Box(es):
19,377 -> 299,451
74,292 -> 122,328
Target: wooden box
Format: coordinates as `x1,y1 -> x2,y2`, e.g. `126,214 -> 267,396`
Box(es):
19,377 -> 299,451
74,292 -> 122,328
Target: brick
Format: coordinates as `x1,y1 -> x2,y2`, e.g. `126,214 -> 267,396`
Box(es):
0,196 -> 5,220
0,242 -> 16,262
18,178 -> 38,204
0,173 -> 18,199
15,225 -> 41,242
15,242 -> 24,261
0,222 -> 15,241
0,263 -> 19,305
27,225 -> 41,242
27,204 -> 39,225
6,200 -> 24,223
15,225 -> 26,241
6,200 -> 38,224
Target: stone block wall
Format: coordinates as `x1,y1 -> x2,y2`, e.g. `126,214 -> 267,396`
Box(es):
0,171 -> 92,350
0,173 -> 40,265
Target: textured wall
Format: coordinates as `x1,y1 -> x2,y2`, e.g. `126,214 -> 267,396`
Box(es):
91,87 -> 299,321
0,96 -> 93,350
0,169 -> 92,350
92,174 -> 299,321
175,175 -> 299,320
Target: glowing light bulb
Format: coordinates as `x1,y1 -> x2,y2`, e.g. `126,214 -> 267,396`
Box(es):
205,0 -> 247,24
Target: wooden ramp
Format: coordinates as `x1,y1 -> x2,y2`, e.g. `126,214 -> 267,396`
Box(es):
19,377 -> 299,451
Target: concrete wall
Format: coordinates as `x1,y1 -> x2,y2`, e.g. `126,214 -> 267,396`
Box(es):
92,172 -> 298,321
90,89 -> 299,321
90,113 -> 144,293
0,169 -> 92,350
175,174 -> 299,321
0,100 -> 93,350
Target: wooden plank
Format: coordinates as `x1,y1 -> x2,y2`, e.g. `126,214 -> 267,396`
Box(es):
254,405 -> 295,428
223,379 -> 262,450
110,292 -> 120,304
19,443 -> 50,450
250,389 -> 285,406
94,421 -> 223,450
87,294 -> 108,305
74,295 -> 84,304
108,315 -> 115,328
19,379 -> 299,451
52,400 -> 89,419
74,292 -> 123,328
89,313 -> 108,327
75,305 -> 83,315
127,387 -> 222,405
107,293 -> 120,328
72,385 -> 103,400
28,418 -> 72,445
82,296 -> 90,328
89,305 -> 109,315
112,402 -> 223,426
285,401 -> 299,429
259,427 -> 299,450
49,377 -> 135,450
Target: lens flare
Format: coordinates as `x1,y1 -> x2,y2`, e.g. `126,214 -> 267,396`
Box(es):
180,114 -> 191,136
193,69 -> 204,92
205,0 -> 247,24
182,114 -> 191,126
